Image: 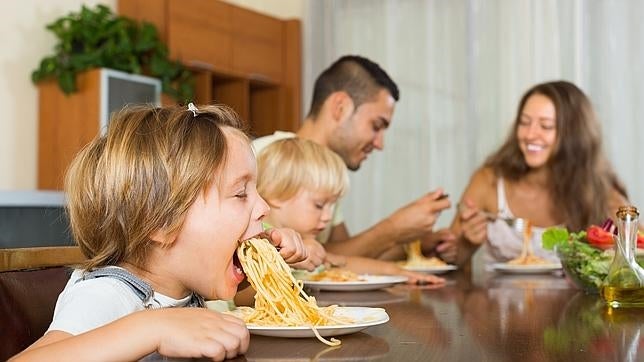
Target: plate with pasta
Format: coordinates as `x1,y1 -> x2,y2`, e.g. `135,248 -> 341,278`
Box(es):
492,219 -> 561,274
399,240 -> 457,274
300,274 -> 409,291
228,306 -> 390,338
492,263 -> 562,274
401,264 -> 458,274
235,237 -> 389,346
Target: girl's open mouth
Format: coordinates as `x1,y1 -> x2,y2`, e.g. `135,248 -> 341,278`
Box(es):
233,251 -> 245,279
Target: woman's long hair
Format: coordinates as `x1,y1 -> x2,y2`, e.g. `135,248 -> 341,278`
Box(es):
484,81 -> 626,231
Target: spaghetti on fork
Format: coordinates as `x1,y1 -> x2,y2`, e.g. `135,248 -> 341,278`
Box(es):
506,220 -> 550,265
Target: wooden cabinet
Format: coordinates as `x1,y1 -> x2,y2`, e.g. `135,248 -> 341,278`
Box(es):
166,0 -> 234,73
37,69 -> 162,190
37,1 -> 302,190
119,0 -> 302,138
37,70 -> 102,190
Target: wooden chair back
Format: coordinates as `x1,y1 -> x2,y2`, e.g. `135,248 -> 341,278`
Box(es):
0,246 -> 85,360
0,246 -> 84,272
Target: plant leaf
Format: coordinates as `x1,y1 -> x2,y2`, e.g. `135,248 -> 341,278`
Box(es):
57,71 -> 76,94
32,4 -> 193,102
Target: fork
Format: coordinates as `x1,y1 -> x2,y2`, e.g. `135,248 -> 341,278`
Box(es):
458,203 -> 526,233
481,210 -> 525,233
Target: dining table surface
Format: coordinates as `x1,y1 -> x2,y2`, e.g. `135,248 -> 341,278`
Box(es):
153,267 -> 644,362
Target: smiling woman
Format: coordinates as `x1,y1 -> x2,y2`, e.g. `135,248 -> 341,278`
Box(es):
451,81 -> 630,268
517,94 -> 557,169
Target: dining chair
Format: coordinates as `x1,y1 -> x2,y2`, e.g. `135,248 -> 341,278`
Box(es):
0,246 -> 84,360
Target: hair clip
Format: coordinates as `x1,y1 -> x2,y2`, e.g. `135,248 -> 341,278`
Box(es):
187,102 -> 199,117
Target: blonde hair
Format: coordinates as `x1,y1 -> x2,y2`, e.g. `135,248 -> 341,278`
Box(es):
256,138 -> 349,204
65,104 -> 247,270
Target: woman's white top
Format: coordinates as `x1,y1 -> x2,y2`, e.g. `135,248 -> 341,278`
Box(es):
483,178 -> 558,264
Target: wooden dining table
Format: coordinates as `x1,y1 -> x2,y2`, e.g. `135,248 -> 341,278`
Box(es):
151,268 -> 644,362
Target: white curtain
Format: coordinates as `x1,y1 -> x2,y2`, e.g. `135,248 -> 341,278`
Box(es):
303,0 -> 644,233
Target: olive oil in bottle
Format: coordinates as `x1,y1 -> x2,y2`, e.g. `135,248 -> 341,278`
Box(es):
600,206 -> 644,308
601,287 -> 644,306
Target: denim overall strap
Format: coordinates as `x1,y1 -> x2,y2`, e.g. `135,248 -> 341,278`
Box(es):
189,293 -> 206,308
82,266 -> 154,307
81,266 -> 205,308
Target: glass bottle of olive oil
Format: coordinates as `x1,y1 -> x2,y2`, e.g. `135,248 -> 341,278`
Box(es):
601,206 -> 644,307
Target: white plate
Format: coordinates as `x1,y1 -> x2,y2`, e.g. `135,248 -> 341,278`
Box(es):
492,263 -> 562,274
301,275 -> 408,291
402,264 -> 458,274
232,306 -> 389,338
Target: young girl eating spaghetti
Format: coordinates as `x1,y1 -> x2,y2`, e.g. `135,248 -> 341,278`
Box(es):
11,104 -> 311,361
256,138 -> 446,286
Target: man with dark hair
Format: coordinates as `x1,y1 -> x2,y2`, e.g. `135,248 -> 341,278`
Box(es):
308,55 -> 400,120
253,55 -> 454,261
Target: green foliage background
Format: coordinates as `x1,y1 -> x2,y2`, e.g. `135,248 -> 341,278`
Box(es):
32,5 -> 193,102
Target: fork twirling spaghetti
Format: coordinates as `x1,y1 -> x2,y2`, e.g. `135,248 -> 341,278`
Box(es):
507,220 -> 549,265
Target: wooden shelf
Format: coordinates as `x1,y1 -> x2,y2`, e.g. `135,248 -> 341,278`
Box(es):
119,0 -> 301,137
213,76 -> 250,123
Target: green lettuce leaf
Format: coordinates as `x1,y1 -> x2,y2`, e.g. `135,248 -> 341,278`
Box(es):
542,227 -> 570,250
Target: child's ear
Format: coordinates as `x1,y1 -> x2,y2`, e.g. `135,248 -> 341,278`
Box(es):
150,229 -> 176,246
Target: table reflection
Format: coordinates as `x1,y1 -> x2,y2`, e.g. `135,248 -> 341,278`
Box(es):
238,333 -> 389,361
550,294 -> 644,362
310,288 -> 409,307
462,277 -> 578,361
146,270 -> 644,361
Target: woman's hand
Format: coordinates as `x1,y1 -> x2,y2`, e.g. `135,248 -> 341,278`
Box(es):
458,199 -> 489,245
262,228 -> 308,264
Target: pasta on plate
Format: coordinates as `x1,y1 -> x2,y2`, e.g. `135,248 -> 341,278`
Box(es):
300,267 -> 365,282
399,240 -> 448,268
233,237 -> 353,346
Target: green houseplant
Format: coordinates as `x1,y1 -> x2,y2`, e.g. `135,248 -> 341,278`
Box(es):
32,4 -> 193,102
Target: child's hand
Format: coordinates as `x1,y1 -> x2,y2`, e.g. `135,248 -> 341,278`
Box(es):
154,308 -> 249,361
290,237 -> 326,271
263,228 -> 309,265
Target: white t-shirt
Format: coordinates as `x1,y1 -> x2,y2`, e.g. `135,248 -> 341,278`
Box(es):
48,267 -> 193,336
252,131 -> 345,244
